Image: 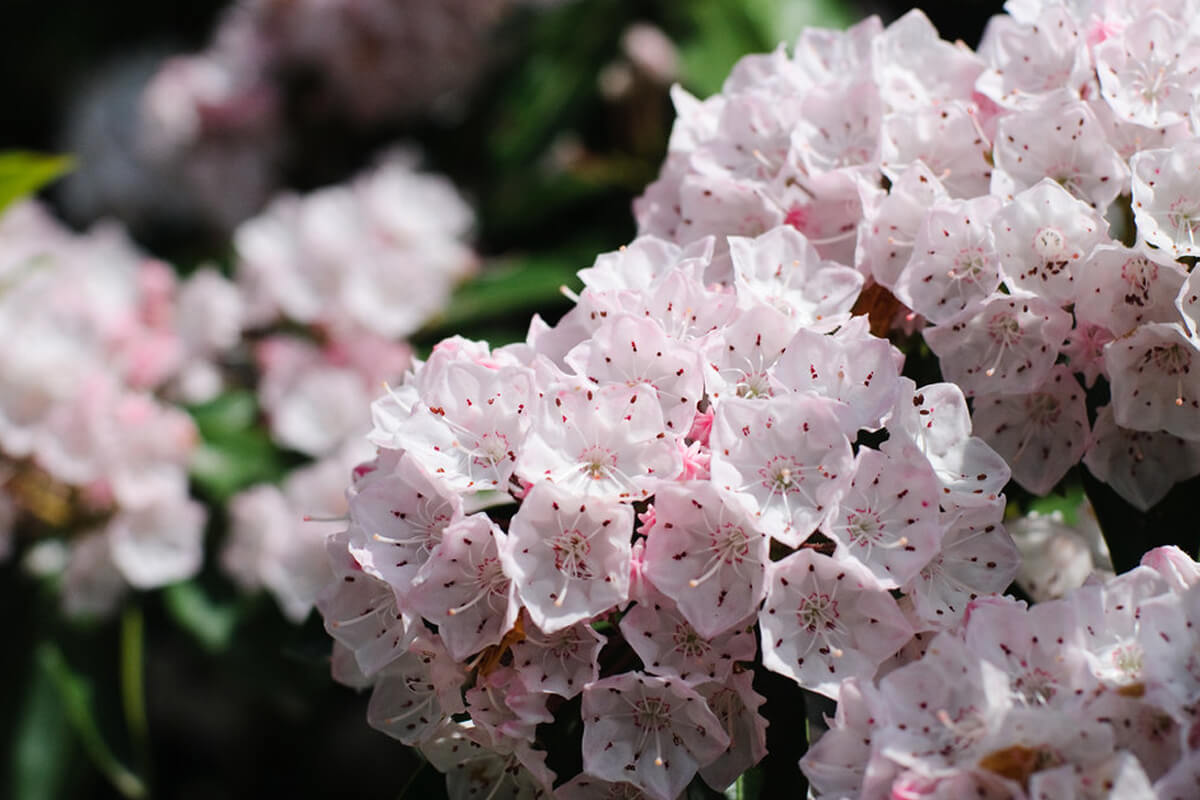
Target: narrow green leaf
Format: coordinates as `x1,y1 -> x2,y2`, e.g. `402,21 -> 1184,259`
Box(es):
11,660 -> 73,800
0,152 -> 74,214
418,250 -> 592,342
38,644 -> 145,799
163,581 -> 238,653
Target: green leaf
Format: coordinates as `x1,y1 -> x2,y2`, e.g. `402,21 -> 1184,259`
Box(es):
677,0 -> 852,96
0,151 -> 73,214
761,0 -> 853,42
186,390 -> 288,500
163,581 -> 238,653
678,1 -> 767,97
187,390 -> 259,439
11,659 -> 73,800
37,643 -> 146,799
189,433 -> 287,501
418,249 -> 595,345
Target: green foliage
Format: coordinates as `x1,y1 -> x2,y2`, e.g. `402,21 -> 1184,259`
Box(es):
10,662 -> 73,800
0,152 -> 73,215
162,581 -> 238,653
187,390 -> 289,501
676,0 -> 852,96
37,644 -> 145,799
486,3 -> 627,170
419,250 -> 587,347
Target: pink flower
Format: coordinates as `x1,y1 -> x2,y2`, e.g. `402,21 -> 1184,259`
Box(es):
498,482 -> 633,633
760,549 -> 913,697
641,481 -> 767,639
581,672 -> 729,800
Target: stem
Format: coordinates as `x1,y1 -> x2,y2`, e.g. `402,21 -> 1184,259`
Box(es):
39,643 -> 147,799
121,604 -> 152,796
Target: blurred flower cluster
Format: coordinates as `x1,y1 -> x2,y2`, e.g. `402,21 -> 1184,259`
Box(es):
4,151 -> 477,623
222,151 -> 477,623
0,203 -> 207,614
62,0 -> 555,239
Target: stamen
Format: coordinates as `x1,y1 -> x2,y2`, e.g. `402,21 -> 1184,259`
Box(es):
806,228 -> 857,246
304,513 -> 349,523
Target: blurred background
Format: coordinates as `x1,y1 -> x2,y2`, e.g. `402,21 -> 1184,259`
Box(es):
0,1 -> 1004,798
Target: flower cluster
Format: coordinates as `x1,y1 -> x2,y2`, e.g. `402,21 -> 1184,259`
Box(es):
636,2 -> 1200,510
319,227 -> 1021,799
220,154 -> 477,622
0,203 -> 217,614
802,545 -> 1200,799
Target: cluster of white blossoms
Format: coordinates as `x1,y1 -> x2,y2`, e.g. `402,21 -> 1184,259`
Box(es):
636,1 -> 1200,510
803,545 -> 1200,799
0,203 -> 223,614
221,154 -> 478,623
318,225 -> 1024,799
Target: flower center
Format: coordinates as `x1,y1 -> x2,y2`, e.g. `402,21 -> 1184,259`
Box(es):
1026,392 -> 1062,426
632,696 -> 672,731
759,456 -> 803,494
546,628 -> 583,660
1012,666 -> 1058,705
671,622 -> 711,659
475,557 -> 509,598
986,312 -> 1023,348
471,432 -> 512,468
1112,643 -> 1144,679
712,522 -> 752,564
795,591 -> 838,632
549,529 -> 593,580
845,510 -> 886,545
951,250 -> 989,283
735,371 -> 772,398
578,445 -> 617,479
1149,343 -> 1191,375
